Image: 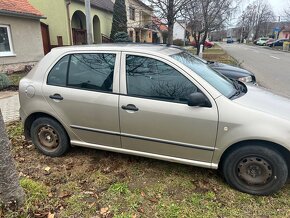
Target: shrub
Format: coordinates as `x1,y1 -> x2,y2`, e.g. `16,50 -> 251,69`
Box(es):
0,73 -> 11,90
114,32 -> 132,43
173,39 -> 184,46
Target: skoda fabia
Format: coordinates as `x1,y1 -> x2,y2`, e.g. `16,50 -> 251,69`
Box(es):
19,44 -> 290,195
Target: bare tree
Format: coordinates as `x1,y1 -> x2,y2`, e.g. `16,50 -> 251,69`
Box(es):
0,110 -> 25,207
285,0 -> 290,21
147,0 -> 190,45
183,0 -> 234,54
237,5 -> 257,40
237,0 -> 275,40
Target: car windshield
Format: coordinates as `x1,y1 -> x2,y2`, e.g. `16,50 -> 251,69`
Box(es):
171,51 -> 236,98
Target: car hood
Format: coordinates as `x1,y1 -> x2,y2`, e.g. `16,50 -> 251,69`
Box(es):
234,85 -> 290,121
209,62 -> 254,76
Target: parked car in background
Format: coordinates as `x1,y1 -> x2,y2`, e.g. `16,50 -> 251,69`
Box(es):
226,38 -> 234,43
191,40 -> 214,48
194,56 -> 256,84
268,39 -> 290,47
19,44 -> 290,196
256,37 -> 270,46
265,38 -> 275,46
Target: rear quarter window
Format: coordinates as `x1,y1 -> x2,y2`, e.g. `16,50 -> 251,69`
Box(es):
47,55 -> 69,86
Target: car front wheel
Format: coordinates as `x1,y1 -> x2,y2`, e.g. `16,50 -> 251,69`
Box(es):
31,117 -> 70,157
222,145 -> 288,195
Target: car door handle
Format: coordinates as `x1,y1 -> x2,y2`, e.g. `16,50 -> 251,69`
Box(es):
49,94 -> 63,100
121,104 -> 139,111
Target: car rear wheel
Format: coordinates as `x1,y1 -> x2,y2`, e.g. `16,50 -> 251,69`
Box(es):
31,117 -> 70,157
222,145 -> 288,195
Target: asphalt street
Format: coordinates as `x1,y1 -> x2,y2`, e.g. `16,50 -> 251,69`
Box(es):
219,43 -> 290,98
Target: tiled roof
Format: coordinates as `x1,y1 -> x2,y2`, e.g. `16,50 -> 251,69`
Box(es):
78,0 -> 114,12
0,0 -> 43,17
152,17 -> 168,31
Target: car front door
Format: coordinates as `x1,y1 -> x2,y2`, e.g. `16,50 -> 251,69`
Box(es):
119,53 -> 219,164
42,52 -> 121,148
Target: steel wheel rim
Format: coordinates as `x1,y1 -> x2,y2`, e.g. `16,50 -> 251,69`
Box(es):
37,125 -> 59,150
236,156 -> 273,186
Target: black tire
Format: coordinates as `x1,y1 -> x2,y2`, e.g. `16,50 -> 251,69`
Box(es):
222,145 -> 288,195
31,117 -> 70,157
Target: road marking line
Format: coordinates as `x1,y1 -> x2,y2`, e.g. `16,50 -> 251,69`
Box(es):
270,55 -> 280,59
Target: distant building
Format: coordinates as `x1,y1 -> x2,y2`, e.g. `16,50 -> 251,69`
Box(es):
0,0 -> 44,72
29,0 -> 114,54
151,16 -> 167,43
278,26 -> 290,39
126,0 -> 158,43
173,21 -> 186,40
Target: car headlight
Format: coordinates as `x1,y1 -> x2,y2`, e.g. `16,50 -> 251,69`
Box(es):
238,76 -> 252,83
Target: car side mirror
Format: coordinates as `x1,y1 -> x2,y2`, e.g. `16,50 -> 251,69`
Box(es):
188,92 -> 211,107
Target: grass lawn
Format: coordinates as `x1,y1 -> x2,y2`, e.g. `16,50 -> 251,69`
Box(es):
2,121 -> 290,218
8,72 -> 27,86
188,44 -> 239,66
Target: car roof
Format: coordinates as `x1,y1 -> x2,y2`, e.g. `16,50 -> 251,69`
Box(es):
51,43 -> 183,56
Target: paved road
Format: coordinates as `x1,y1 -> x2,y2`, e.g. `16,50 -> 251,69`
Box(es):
219,43 -> 290,98
0,92 -> 19,123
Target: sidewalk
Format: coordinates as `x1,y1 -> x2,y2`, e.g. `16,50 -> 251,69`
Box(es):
0,92 -> 20,123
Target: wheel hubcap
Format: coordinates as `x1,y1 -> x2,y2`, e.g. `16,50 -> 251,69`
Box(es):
237,157 -> 272,185
37,125 -> 59,149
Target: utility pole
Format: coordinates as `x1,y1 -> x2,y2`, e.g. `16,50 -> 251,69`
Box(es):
85,0 -> 93,44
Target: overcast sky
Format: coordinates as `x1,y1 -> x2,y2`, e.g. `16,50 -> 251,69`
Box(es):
143,0 -> 289,24
242,0 -> 289,18
269,0 -> 288,16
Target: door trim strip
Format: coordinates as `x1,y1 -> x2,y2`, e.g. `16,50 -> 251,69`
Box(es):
71,125 -> 120,136
70,125 -> 215,151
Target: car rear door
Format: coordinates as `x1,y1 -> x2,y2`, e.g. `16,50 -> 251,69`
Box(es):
42,51 -> 121,148
118,52 -> 219,164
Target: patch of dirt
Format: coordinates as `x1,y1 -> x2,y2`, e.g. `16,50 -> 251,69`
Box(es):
0,85 -> 19,93
0,90 -> 18,99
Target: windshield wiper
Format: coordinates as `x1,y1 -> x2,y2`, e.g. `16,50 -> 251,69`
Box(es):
229,79 -> 241,99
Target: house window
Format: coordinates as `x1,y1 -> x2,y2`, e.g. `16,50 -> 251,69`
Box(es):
129,7 -> 135,20
0,25 -> 14,57
129,31 -> 134,38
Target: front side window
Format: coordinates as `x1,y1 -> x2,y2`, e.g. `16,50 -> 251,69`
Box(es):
68,53 -> 116,92
126,55 -> 198,103
0,25 -> 13,56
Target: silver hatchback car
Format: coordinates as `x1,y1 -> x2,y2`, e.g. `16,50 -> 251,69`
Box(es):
19,44 -> 290,195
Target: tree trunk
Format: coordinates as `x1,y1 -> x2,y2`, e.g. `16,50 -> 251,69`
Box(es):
0,110 -> 25,206
195,32 -> 201,55
167,0 -> 174,45
167,23 -> 174,45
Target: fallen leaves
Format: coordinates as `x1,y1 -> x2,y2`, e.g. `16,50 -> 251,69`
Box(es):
58,191 -> 71,199
47,211 -> 55,218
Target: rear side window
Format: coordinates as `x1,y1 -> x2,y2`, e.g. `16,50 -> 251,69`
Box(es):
47,53 -> 116,92
126,55 -> 198,103
47,55 -> 69,86
67,53 -> 116,92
